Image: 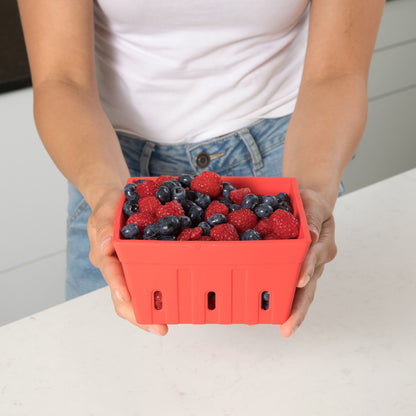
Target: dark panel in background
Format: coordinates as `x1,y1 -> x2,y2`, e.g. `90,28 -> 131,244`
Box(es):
0,0 -> 31,93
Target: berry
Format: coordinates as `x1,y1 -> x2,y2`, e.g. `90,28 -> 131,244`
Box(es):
136,180 -> 158,198
171,186 -> 187,205
254,218 -> 273,237
276,192 -> 290,204
177,227 -> 203,241
240,229 -> 262,240
241,193 -> 259,210
221,182 -> 236,199
156,216 -> 181,236
142,224 -> 159,240
179,216 -> 192,230
205,201 -> 229,221
227,209 -> 258,233
194,192 -> 211,209
262,195 -> 278,210
178,173 -> 195,188
126,212 -> 157,232
210,223 -> 239,241
276,201 -> 294,214
135,179 -> 145,184
156,175 -> 176,186
186,189 -> 197,201
138,196 -> 161,216
156,200 -> 185,219
188,204 -> 204,226
199,236 -> 213,241
121,224 -> 140,239
190,171 -> 222,198
230,187 -> 251,205
124,183 -> 139,201
123,200 -> 139,217
254,203 -> 273,219
229,204 -> 241,212
269,209 -> 299,239
197,221 -> 211,236
207,213 -> 227,227
264,232 -> 280,240
156,185 -> 171,204
160,179 -> 181,191
219,197 -> 232,208
159,235 -> 177,241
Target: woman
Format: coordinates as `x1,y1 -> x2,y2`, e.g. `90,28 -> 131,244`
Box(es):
17,0 -> 385,336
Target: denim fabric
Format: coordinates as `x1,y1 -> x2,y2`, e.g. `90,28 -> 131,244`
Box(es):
65,114 -> 344,299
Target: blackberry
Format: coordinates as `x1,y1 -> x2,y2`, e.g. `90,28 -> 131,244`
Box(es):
179,215 -> 192,230
195,192 -> 211,209
178,173 -> 195,188
156,185 -> 171,204
188,204 -> 204,226
198,221 -> 211,236
240,229 -> 262,240
171,186 -> 187,205
123,200 -> 139,217
124,183 -> 139,201
254,203 -> 273,219
241,194 -> 259,210
157,216 -> 180,236
142,224 -> 159,240
121,224 -> 140,239
207,213 -> 227,227
262,195 -> 278,210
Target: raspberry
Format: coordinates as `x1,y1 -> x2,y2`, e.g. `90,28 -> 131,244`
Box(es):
269,209 -> 299,239
230,187 -> 251,205
155,175 -> 176,186
190,171 -> 222,198
136,180 -> 159,198
210,223 -> 239,241
254,218 -> 273,237
138,196 -> 161,216
227,209 -> 258,233
205,201 -> 229,221
199,236 -> 213,241
264,232 -> 280,240
155,200 -> 185,219
126,212 -> 157,232
177,227 -> 203,241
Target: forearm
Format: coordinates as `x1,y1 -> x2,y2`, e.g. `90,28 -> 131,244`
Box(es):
282,74 -> 368,210
33,79 -> 130,208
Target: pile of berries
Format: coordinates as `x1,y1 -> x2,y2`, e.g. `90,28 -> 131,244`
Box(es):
120,172 -> 299,241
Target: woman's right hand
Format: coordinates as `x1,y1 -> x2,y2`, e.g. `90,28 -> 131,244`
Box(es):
87,186 -> 168,336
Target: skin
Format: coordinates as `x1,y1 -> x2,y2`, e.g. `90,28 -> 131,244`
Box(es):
18,0 -> 384,337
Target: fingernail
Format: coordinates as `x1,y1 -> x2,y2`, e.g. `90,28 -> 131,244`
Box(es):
100,236 -> 112,252
300,274 -> 311,287
115,290 -> 126,303
309,226 -> 319,242
146,326 -> 161,336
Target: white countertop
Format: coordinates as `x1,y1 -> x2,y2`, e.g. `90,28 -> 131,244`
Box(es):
1,169 -> 415,416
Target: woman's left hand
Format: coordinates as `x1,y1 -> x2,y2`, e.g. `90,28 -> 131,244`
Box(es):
280,189 -> 338,337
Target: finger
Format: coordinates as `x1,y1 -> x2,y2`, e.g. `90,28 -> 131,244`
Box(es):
99,254 -> 131,302
300,190 -> 330,243
280,265 -> 324,338
297,217 -> 337,287
110,291 -> 169,336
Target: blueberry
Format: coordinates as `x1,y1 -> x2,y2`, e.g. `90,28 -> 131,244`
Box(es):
156,185 -> 171,204
179,215 -> 192,230
207,213 -> 227,227
240,229 -> 262,240
229,204 -> 242,212
123,200 -> 139,217
159,235 -> 177,241
254,203 -> 273,219
182,200 -> 197,214
135,179 -> 145,184
178,173 -> 195,188
276,192 -> 290,203
171,186 -> 187,205
276,201 -> 293,214
262,195 -> 278,210
188,204 -> 204,226
161,180 -> 181,191
186,190 -> 198,201
198,221 -> 211,236
241,194 -> 259,210
219,197 -> 232,208
221,182 -> 235,198
121,224 -> 140,239
157,215 -> 180,236
195,193 -> 211,209
142,224 -> 159,240
124,183 -> 139,201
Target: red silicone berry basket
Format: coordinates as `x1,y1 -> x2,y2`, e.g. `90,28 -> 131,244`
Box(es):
113,177 -> 311,325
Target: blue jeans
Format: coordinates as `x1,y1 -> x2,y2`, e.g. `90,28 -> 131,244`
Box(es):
66,115 -> 343,299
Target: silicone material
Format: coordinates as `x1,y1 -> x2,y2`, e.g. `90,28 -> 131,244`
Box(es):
113,177 -> 311,325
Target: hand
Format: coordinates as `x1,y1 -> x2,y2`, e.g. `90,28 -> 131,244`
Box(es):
280,189 -> 337,337
87,187 -> 168,336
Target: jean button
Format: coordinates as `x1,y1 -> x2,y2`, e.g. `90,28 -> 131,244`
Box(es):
195,152 -> 210,168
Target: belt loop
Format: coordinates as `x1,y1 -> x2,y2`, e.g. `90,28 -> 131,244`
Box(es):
139,142 -> 155,176
238,128 -> 264,173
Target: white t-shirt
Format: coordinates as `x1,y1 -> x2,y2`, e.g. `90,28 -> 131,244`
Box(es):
94,0 -> 310,144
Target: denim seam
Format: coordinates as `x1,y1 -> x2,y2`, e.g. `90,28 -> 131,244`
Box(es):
67,199 -> 89,231
237,129 -> 264,173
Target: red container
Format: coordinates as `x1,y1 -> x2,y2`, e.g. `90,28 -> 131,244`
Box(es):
113,177 -> 311,325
